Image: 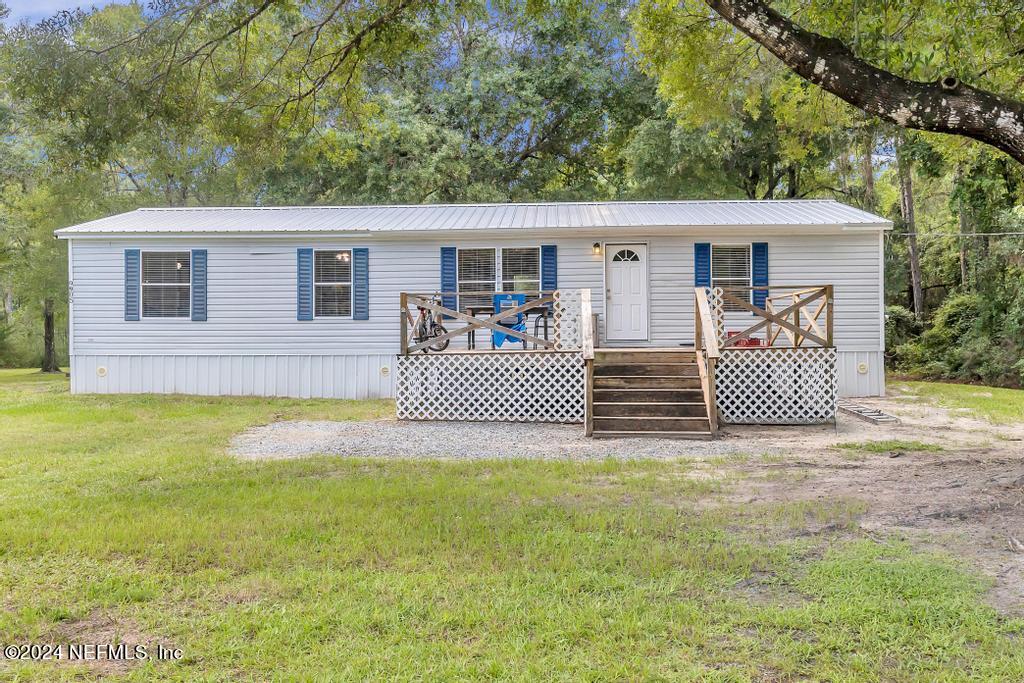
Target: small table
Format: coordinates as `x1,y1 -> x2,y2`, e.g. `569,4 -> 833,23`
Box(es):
466,305 -> 550,350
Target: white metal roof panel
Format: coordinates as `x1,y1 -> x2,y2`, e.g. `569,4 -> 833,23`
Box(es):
54,200 -> 891,236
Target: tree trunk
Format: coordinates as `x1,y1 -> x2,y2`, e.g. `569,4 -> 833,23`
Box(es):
704,0 -> 1024,163
41,298 -> 60,373
958,204 -> 970,290
860,133 -> 876,211
897,144 -> 925,319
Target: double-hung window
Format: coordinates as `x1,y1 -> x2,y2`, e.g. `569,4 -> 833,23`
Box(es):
457,248 -> 496,312
455,246 -> 543,312
711,244 -> 751,312
142,251 -> 191,318
500,247 -> 540,293
314,250 -> 353,317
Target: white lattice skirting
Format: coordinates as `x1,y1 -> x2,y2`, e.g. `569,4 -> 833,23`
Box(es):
715,347 -> 838,425
396,352 -> 585,423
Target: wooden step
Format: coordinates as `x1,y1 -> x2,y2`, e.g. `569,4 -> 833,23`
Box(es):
591,430 -> 713,441
594,376 -> 702,390
592,416 -> 711,432
593,388 -> 704,403
592,402 -> 707,418
594,363 -> 699,377
595,350 -> 696,364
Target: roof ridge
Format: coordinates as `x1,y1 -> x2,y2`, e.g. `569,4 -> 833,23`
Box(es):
136,199 -> 843,212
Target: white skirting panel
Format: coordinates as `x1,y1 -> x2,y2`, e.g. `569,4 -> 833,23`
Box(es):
837,350 -> 885,398
70,354 -> 396,399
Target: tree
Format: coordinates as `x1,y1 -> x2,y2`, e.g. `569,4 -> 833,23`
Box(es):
700,0 -> 1024,164
634,0 -> 1024,165
896,136 -> 924,319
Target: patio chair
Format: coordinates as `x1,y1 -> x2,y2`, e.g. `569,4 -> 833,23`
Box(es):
491,293 -> 527,349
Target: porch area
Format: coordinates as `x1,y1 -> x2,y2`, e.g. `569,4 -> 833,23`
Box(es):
394,286 -> 838,438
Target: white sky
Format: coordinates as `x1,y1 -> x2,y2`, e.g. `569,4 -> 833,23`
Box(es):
3,0 -> 114,24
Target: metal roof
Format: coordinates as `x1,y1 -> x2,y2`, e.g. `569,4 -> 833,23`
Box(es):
55,200 -> 891,236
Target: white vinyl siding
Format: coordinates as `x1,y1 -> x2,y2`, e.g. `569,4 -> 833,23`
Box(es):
314,249 -> 353,318
68,230 -> 885,397
711,244 -> 751,312
141,251 -> 190,318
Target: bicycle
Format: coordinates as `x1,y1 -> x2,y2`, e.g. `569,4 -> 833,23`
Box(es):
410,295 -> 450,352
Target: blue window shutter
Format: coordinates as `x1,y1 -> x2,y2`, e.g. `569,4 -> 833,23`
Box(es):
124,249 -> 140,321
752,242 -> 768,310
191,249 -> 208,321
352,247 -> 369,320
541,245 -> 557,293
440,247 -> 457,313
297,248 -> 314,320
694,243 -> 711,288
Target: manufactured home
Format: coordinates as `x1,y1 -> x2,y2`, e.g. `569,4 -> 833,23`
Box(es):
56,200 -> 890,437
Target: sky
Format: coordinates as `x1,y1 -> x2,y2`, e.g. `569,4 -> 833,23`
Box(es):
3,0 -> 114,25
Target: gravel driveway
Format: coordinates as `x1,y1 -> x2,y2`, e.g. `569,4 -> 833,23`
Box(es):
229,419 -> 761,461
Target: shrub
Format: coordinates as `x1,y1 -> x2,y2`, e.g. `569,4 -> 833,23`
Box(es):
885,305 -> 920,352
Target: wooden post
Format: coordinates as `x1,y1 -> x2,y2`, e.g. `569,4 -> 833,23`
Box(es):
581,288 -> 595,436
825,285 -> 834,347
41,298 -> 59,373
399,292 -> 408,356
580,288 -> 594,360
707,355 -> 718,433
695,290 -> 703,353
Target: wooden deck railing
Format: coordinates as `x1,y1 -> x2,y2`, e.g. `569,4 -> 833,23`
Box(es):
400,291 -> 556,355
694,287 -> 721,434
717,285 -> 834,349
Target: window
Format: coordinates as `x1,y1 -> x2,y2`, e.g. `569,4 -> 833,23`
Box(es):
457,248 -> 495,312
314,250 -> 352,317
612,248 -> 640,262
501,247 -> 540,293
142,251 -> 190,318
711,244 -> 751,312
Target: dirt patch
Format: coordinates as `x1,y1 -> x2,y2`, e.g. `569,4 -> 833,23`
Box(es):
39,610 -> 167,675
720,445 -> 1024,616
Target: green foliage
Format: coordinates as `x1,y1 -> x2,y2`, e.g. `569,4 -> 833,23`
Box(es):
884,305 -> 920,353
0,0 -> 1022,383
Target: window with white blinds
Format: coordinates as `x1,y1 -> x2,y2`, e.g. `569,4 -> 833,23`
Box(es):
711,244 -> 751,312
314,250 -> 353,317
457,248 -> 496,311
142,251 -> 190,318
501,247 -> 540,293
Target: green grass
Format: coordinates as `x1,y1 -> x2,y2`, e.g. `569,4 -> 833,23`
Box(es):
835,439 -> 945,453
1,368 -> 1022,681
896,379 -> 1024,424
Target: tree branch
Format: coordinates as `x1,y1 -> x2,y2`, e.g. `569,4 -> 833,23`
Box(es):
704,0 -> 1024,163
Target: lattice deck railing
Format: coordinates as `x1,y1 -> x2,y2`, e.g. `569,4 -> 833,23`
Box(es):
715,347 -> 837,424
396,351 -> 585,423
696,285 -> 838,426
397,289 -> 591,423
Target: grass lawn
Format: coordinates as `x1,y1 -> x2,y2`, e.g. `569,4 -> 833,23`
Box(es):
894,379 -> 1024,424
1,368 -> 1023,681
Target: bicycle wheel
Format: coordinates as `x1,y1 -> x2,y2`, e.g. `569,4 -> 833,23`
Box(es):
429,325 -> 450,352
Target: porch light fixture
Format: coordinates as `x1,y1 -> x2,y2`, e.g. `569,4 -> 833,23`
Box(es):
592,242 -> 602,256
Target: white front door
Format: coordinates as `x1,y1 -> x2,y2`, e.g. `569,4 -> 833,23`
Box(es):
605,244 -> 649,341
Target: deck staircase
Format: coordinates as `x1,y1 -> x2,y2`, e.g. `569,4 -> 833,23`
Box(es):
588,349 -> 714,439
